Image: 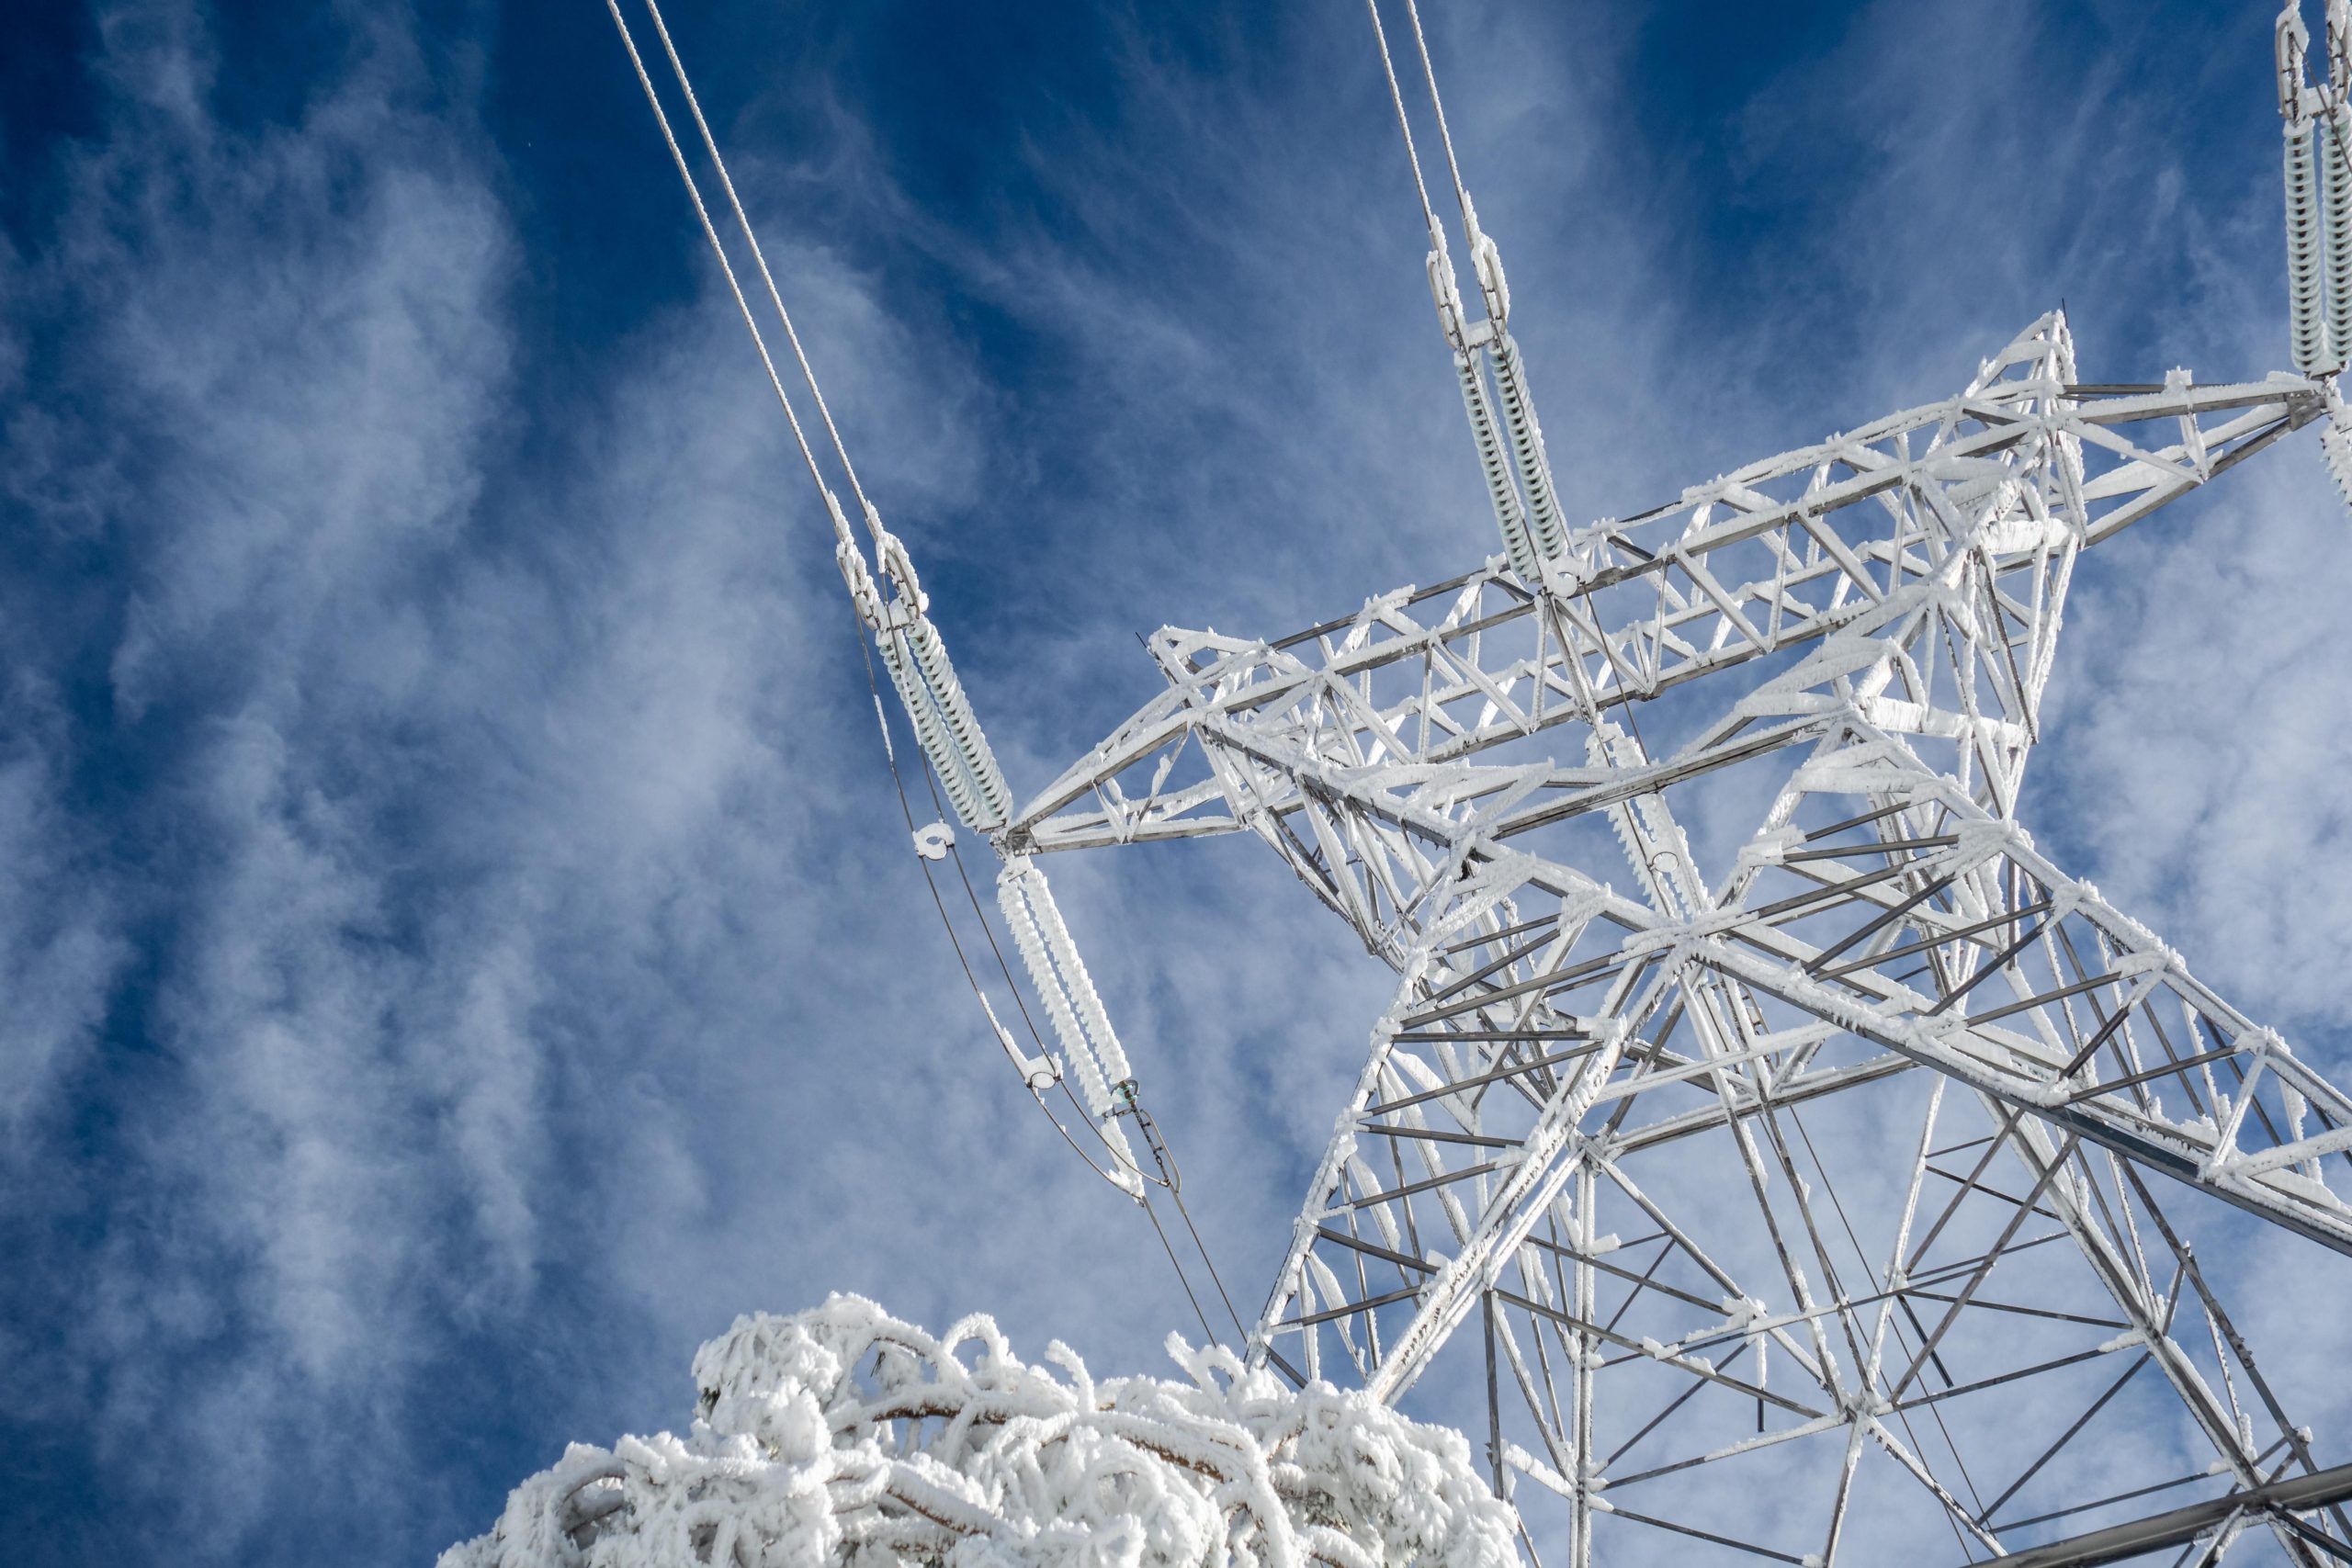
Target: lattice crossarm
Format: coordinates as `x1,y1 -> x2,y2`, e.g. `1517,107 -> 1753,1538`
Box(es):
2073,383 -> 2327,545
1024,405 -> 2316,862
1007,631 -> 1311,849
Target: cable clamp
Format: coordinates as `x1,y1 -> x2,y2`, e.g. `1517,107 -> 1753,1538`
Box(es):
1427,238 -> 1469,349
1463,194 -> 1511,326
835,538 -> 885,630
2283,2 -> 2316,122
876,529 -> 929,617
913,822 -> 955,861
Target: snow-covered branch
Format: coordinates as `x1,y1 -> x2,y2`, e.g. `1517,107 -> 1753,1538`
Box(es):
442,1295 -> 1518,1567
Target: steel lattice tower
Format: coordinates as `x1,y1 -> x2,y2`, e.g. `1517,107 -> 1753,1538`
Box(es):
996,5 -> 2352,1557
610,0 -> 2352,1561
1017,310 -> 2352,1567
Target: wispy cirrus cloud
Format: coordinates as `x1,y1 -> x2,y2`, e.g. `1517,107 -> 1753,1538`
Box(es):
6,2 -> 2352,1563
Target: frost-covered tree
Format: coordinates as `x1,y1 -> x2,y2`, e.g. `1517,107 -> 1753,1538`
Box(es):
443,1295 -> 1517,1567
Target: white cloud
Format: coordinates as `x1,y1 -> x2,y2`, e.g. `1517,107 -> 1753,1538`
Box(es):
8,0 -> 2352,1562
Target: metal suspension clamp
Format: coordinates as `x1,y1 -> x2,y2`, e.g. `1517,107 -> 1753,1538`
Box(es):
1427,232 -> 1469,350
1462,194 -> 1511,328
2283,3 -> 2316,124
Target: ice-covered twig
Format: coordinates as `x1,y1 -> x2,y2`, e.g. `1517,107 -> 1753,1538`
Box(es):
441,1295 -> 1519,1568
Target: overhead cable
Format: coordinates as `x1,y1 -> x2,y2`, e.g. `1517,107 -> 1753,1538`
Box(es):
605,0 -> 1244,1341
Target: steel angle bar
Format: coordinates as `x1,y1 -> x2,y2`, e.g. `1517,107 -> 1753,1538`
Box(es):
1596,1504 -> 1811,1564
1961,1460 -> 2352,1568
1487,1288 -> 1822,1419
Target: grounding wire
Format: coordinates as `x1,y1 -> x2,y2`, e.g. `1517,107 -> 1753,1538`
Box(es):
617,0 -> 1250,1343
1171,1175 -> 1250,1341
639,0 -> 882,533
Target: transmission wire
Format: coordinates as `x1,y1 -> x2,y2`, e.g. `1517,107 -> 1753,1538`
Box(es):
604,0 -> 829,495
1364,0 -> 1446,248
1403,0 -> 1478,240
607,0 -> 1246,1348
640,0 -> 880,530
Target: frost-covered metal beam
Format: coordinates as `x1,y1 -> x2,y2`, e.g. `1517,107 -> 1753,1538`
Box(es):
1013,323 -> 2324,855
1017,311 -> 2352,1564
1964,1458 -> 2352,1568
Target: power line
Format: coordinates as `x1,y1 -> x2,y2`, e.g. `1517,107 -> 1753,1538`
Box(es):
605,0 -> 1246,1354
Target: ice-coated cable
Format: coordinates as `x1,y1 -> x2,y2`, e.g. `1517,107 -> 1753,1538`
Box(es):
617,1 -> 1245,1330
615,0 -> 1060,1111
1364,0 -> 1443,256
639,0 -> 882,535
637,0 -> 1019,841
1405,0 -> 1474,254
638,0 -> 1014,836
614,0 -> 1002,840
604,0 -> 832,505
625,0 -> 1043,1092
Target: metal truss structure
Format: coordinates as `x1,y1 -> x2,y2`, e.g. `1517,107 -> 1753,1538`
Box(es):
615,0 -> 2352,1562
991,4 -> 2352,1553
1012,308 -> 2352,1564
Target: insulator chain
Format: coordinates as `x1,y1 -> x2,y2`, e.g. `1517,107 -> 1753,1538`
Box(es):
2281,2 -> 2350,376
1430,213 -> 1572,581
2289,120 -> 2333,375
998,860 -> 1141,1165
1491,331 -> 1568,562
1454,346 -> 1543,581
841,520 -> 1013,837
2326,111 -> 2352,363
2324,395 -> 2352,508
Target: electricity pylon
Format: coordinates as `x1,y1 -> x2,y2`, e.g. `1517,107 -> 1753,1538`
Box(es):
997,9 -> 2352,1562
616,0 -> 2352,1559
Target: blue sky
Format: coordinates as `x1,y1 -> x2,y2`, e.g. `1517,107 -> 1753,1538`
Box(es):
6,2 -> 2352,1563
